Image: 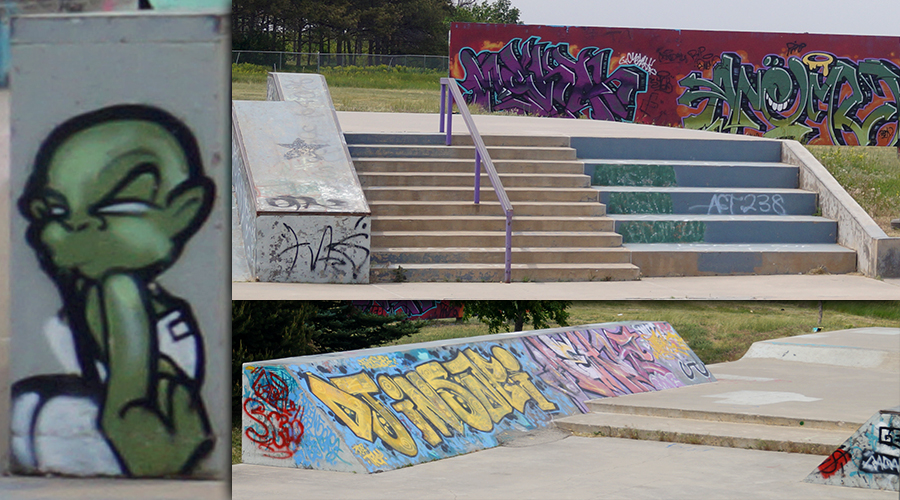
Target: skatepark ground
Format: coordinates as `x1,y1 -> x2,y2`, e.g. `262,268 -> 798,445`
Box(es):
231,326 -> 899,500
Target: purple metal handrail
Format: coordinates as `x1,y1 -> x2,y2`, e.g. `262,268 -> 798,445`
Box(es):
439,78 -> 513,283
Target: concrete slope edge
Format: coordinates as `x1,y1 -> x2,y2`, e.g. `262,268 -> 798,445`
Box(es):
240,321 -> 715,473
782,140 -> 900,278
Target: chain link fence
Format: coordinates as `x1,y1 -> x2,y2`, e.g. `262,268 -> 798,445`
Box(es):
232,51 -> 450,72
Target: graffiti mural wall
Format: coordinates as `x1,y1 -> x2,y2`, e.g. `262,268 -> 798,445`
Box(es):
351,301 -> 464,321
8,13 -> 229,477
242,321 -> 716,473
806,407 -> 900,491
450,23 -> 900,146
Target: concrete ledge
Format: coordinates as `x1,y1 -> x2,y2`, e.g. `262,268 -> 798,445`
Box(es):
241,321 -> 714,473
783,140 -> 900,278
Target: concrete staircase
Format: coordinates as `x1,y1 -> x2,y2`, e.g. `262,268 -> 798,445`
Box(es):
347,133 -> 640,282
583,149 -> 857,276
554,398 -> 853,455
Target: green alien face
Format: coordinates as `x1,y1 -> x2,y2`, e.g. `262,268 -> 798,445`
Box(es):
23,116 -> 212,281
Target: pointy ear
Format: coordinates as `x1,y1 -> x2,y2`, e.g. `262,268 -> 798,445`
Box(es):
165,178 -> 214,237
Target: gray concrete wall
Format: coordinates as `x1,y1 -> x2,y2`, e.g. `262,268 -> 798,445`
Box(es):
8,12 -> 229,477
783,141 -> 900,278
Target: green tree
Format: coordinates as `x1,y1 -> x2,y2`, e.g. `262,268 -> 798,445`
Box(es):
232,301 -> 422,423
462,301 -> 571,333
450,0 -> 521,24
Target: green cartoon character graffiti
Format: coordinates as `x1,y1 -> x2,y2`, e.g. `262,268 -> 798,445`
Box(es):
11,105 -> 215,476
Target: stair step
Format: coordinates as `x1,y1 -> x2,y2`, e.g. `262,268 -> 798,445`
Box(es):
359,172 -> 590,188
371,246 -> 633,265
344,133 -> 570,148
353,158 -> 586,174
585,160 -> 798,188
364,186 -> 599,203
609,215 -> 837,244
597,187 -> 817,215
370,262 -> 640,283
348,144 -> 577,161
371,215 -> 615,232
584,399 -> 857,430
371,230 -> 623,248
625,242 -> 857,276
367,201 -> 606,217
554,411 -> 849,455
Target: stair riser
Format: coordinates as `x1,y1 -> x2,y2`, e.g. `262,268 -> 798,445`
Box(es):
588,164 -> 799,188
353,160 -> 585,175
370,266 -> 639,283
614,220 -> 837,244
348,145 -> 577,161
631,249 -> 857,276
372,218 -> 614,232
368,203 -> 606,217
364,189 -> 599,203
344,133 -> 570,148
554,421 -> 836,456
600,191 -> 817,215
371,234 -> 622,247
359,174 -> 590,189
371,250 -> 632,265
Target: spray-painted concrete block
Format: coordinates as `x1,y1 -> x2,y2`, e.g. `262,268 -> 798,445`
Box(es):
9,12 -> 229,478
805,406 -> 900,491
242,321 -> 716,473
232,92 -> 370,283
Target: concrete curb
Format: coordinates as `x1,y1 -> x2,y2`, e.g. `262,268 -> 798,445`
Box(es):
782,140 -> 900,278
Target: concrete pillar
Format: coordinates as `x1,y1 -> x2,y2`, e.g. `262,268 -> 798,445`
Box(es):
7,11 -> 229,478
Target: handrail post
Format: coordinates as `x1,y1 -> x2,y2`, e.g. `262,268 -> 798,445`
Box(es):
439,82 -> 446,133
474,149 -> 481,204
505,213 -> 512,283
446,89 -> 452,146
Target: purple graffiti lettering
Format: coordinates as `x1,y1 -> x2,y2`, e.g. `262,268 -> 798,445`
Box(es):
456,36 -> 648,122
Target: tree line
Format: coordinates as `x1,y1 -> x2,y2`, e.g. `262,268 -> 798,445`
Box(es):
232,0 -> 521,56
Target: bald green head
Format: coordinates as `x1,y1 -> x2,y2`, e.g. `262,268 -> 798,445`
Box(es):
21,106 -> 214,281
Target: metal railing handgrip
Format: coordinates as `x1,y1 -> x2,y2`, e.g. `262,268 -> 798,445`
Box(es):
439,78 -> 513,283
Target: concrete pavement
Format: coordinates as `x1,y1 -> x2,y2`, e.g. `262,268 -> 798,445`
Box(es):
232,327 -> 900,499
233,273 -> 900,300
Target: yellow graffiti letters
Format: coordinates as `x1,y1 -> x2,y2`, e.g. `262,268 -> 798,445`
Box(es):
444,351 -> 514,423
358,355 -> 396,370
306,373 -> 373,441
307,372 -> 418,457
352,443 -> 387,467
415,361 -> 494,432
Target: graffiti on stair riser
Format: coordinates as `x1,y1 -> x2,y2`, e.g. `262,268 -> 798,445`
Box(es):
242,322 -> 714,471
456,36 -> 648,121
449,24 -> 900,146
679,53 -> 900,146
692,194 -> 787,215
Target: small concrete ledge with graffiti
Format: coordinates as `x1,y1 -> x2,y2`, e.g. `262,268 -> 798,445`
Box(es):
231,74 -> 371,283
241,321 -> 715,473
806,406 -> 900,491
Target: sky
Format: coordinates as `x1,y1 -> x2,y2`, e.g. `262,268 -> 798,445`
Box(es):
514,0 -> 900,37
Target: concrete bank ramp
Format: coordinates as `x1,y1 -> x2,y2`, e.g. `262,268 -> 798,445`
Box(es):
241,321 -> 715,473
805,407 -> 900,491
232,73 -> 370,283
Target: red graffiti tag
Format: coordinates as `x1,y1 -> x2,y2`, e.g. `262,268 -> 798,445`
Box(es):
818,448 -> 851,478
243,369 -> 305,459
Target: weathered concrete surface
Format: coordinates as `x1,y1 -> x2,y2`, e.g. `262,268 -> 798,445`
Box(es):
0,476 -> 227,500
232,90 -> 371,283
806,407 -> 900,491
784,140 -> 900,278
233,273 -> 900,300
241,321 -> 714,473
